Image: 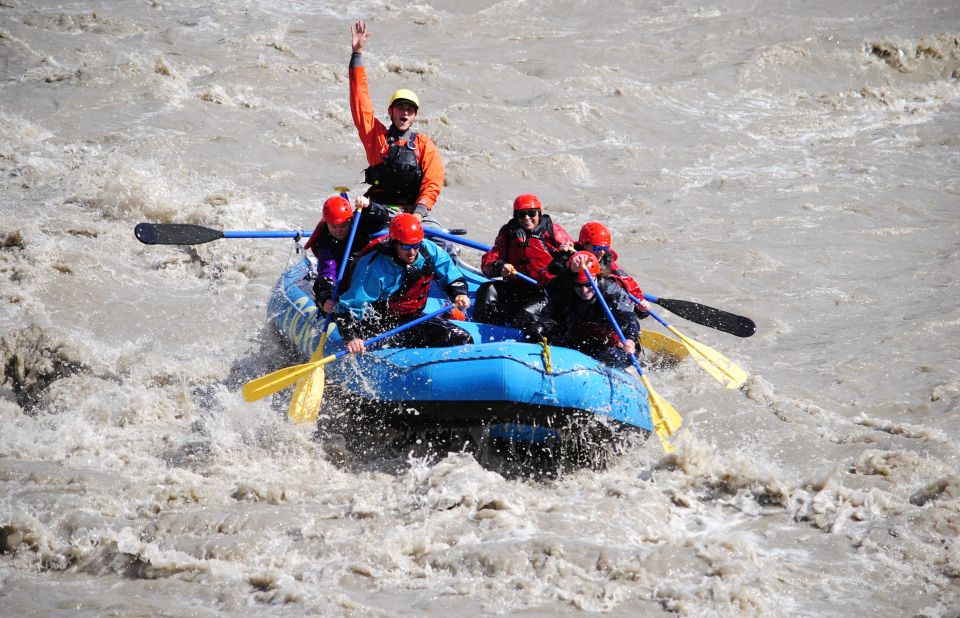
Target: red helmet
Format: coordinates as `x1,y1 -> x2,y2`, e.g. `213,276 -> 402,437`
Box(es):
572,251 -> 601,284
512,193 -> 542,212
579,221 -> 611,247
389,213 -> 424,245
322,196 -> 353,225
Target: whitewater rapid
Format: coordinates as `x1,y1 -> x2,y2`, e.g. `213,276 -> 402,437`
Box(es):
2,1 -> 959,615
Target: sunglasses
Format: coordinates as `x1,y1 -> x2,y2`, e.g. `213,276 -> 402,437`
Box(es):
574,281 -> 593,289
399,242 -> 421,251
589,245 -> 610,252
515,209 -> 540,219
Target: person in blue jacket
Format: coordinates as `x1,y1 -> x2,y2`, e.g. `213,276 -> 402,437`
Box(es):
335,213 -> 472,353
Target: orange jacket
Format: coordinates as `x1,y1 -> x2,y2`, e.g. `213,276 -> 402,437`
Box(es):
349,65 -> 444,210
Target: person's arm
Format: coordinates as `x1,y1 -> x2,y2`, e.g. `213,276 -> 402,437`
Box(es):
349,22 -> 386,166
310,241 -> 339,306
334,252 -> 384,321
480,227 -> 509,277
551,222 -> 574,247
313,275 -> 335,304
425,241 -> 470,309
546,249 -> 573,277
608,253 -> 650,311
334,253 -> 388,347
532,222 -> 575,287
413,136 -> 445,212
312,243 -> 339,282
605,282 -> 641,345
358,201 -> 392,238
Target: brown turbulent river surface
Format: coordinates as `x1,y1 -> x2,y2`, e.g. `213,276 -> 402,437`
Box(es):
2,1 -> 959,616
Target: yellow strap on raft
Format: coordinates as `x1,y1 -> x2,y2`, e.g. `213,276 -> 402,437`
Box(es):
539,337 -> 553,374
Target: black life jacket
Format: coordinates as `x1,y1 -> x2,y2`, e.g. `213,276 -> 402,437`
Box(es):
363,132 -> 423,206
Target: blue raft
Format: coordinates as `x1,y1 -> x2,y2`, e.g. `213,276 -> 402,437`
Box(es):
267,258 -> 652,439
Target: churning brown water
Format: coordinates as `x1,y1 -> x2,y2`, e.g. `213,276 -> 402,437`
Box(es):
2,1 -> 959,615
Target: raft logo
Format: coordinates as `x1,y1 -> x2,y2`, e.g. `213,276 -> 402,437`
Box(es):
286,296 -> 319,354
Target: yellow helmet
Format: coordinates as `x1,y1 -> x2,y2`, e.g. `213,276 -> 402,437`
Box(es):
389,88 -> 420,110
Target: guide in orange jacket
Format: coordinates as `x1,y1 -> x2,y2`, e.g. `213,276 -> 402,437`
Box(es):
349,20 -> 445,222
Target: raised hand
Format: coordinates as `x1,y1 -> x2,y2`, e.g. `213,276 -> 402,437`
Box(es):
351,20 -> 369,53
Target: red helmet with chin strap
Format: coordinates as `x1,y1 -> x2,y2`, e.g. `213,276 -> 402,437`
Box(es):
572,251 -> 601,284
579,221 -> 611,247
512,193 -> 542,212
389,213 -> 424,245
322,196 -> 353,225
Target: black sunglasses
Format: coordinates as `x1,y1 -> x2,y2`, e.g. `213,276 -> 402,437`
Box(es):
515,209 -> 540,219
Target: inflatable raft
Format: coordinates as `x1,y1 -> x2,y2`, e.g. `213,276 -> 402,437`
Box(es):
267,257 -> 653,442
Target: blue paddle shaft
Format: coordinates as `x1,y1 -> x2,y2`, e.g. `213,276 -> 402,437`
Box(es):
215,228 -> 648,300
222,231 -> 302,239
420,230 -> 539,285
319,207 -> 363,332
335,304 -> 456,359
627,292 -> 670,329
585,271 -> 647,377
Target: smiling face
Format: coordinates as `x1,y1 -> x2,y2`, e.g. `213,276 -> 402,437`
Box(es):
515,208 -> 540,231
389,101 -> 418,132
327,220 -> 351,241
573,281 -> 595,301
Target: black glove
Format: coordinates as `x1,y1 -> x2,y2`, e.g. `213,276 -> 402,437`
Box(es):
312,277 -> 335,306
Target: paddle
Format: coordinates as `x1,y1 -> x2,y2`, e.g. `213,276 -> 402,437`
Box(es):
583,270 -> 681,453
134,223 -> 301,244
633,301 -> 749,390
242,304 -> 456,402
639,329 -> 689,364
419,230 -> 755,338
638,293 -> 755,338
135,223 -> 469,246
287,204 -> 364,424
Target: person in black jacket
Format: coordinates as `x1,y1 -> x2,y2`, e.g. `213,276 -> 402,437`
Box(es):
515,251 -> 640,369
303,195 -> 391,313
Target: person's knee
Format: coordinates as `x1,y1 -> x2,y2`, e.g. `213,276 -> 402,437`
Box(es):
450,325 -> 473,346
473,282 -> 503,322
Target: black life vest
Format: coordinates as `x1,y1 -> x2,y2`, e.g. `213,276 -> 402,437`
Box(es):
363,133 -> 423,206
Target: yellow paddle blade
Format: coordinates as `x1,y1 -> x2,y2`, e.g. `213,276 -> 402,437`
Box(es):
640,329 -> 689,364
640,374 -> 681,453
287,327 -> 333,424
288,367 -> 325,424
667,326 -> 749,390
242,352 -> 338,402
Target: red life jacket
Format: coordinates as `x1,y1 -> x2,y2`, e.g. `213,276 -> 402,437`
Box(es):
607,270 -> 642,299
483,214 -> 572,286
358,239 -> 436,316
